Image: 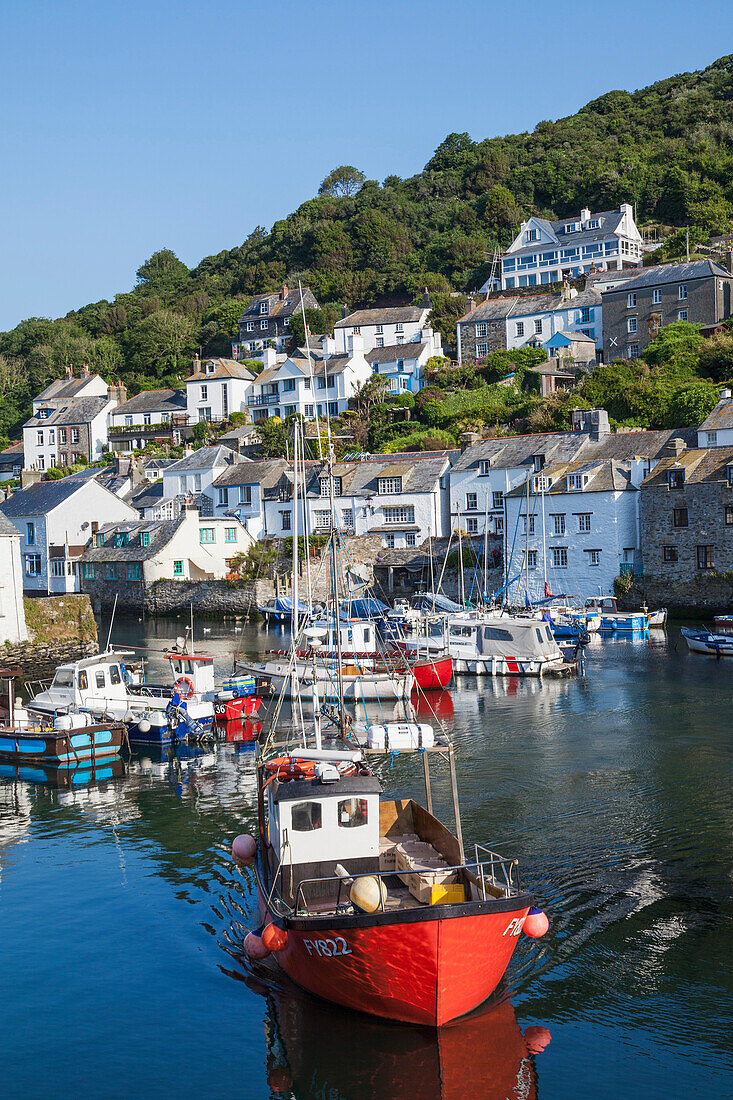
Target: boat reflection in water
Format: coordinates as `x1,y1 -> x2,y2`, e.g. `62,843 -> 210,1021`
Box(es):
243,966 -> 550,1100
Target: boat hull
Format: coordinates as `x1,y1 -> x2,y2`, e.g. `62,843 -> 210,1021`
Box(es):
453,654 -> 573,677
681,628 -> 733,656
263,901 -> 531,1026
237,661 -> 413,701
0,724 -> 124,764
412,656 -> 453,691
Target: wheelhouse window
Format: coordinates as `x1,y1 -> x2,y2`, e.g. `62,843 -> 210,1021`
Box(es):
109,665 -> 121,684
291,802 -> 322,831
95,670 -> 105,688
338,798 -> 368,828
484,626 -> 513,641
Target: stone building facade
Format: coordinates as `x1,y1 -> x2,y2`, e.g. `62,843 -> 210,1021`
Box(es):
639,442 -> 733,583
602,259 -> 733,361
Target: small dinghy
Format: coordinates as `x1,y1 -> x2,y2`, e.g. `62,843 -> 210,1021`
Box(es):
681,627 -> 733,657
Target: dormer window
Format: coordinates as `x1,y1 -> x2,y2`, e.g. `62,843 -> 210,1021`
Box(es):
478,459 -> 490,476
567,473 -> 584,491
565,224 -> 577,233
319,476 -> 342,498
533,476 -> 550,492
587,219 -> 599,229
727,465 -> 733,487
378,476 -> 402,495
115,532 -> 128,548
532,454 -> 545,472
352,327 -> 360,335
526,229 -> 539,242
260,301 -> 269,314
207,363 -> 216,374
140,531 -> 150,547
668,469 -> 684,489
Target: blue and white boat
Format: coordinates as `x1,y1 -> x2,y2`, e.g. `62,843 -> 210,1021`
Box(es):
681,627 -> 733,656
258,596 -> 312,625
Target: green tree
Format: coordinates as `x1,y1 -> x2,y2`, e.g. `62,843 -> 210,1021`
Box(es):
133,309 -> 196,376
256,417 -> 290,458
318,166 -> 366,198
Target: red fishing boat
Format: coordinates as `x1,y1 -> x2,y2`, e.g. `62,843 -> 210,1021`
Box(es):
411,654 -> 453,691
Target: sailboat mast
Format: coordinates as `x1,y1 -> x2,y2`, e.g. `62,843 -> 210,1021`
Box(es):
524,474 -> 530,604
541,480 -> 547,596
457,512 -> 465,607
326,442 -> 346,735
483,498 -> 489,606
291,428 -> 300,703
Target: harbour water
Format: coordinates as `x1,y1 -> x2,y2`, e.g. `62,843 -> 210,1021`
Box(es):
1,618 -> 731,1098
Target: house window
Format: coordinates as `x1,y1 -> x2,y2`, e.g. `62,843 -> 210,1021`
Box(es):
225,528 -> 237,543
194,475 -> 201,492
495,516 -> 504,534
173,560 -> 184,575
36,430 -> 44,446
526,550 -> 538,569
143,414 -> 151,426
104,563 -> 117,580
342,508 -> 354,529
51,560 -> 65,577
678,310 -> 688,322
260,301 -> 269,314
26,522 -> 35,545
534,319 -> 543,334
352,326 -> 361,335
59,429 -> 67,444
492,491 -> 503,509
92,533 -> 103,548
115,533 -> 128,548
127,563 -> 141,580
568,473 -> 583,491
384,506 -> 415,524
466,492 -> 477,511
239,485 -> 252,505
532,454 -> 545,472
25,554 -> 42,576
678,285 -> 688,300
140,531 -> 150,547
585,549 -> 601,566
475,323 -> 487,338
587,219 -> 599,229
246,321 -> 255,332
320,476 -> 342,497
533,476 -> 549,492
668,469 -> 684,489
577,513 -> 591,532
124,415 -> 133,427
466,517 -> 478,533
479,460 -> 490,476
406,532 -> 416,547
284,379 -> 296,392
551,547 -> 568,568
522,515 -> 536,535
328,401 -> 338,415
627,292 -> 637,307
653,288 -> 662,304
727,465 -> 733,487
317,377 -> 327,390
376,337 -> 384,348
200,385 -> 208,400
314,510 -> 332,529
527,229 -> 538,242
515,321 -> 525,337
673,508 -> 688,528
304,378 -> 310,390
663,546 -> 678,563
82,563 -> 94,579
565,224 -> 576,233
200,528 -> 215,543
697,545 -> 714,570
384,534 -> 395,549
627,317 -> 637,334
395,323 -> 403,333
260,320 -> 268,330
725,506 -> 733,526
199,408 -> 212,422
475,343 -> 488,359
378,477 -> 402,495
376,324 -> 383,334
280,511 -> 291,531
304,404 -> 314,417
628,344 -> 640,358
218,487 -> 229,506
551,514 -> 566,536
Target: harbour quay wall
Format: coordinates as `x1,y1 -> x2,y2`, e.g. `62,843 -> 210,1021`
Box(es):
5,594 -> 99,681
620,575 -> 733,614
142,578 -> 275,617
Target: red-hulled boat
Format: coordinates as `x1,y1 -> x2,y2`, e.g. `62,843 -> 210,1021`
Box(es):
242,738 -> 545,1027
412,655 -> 453,691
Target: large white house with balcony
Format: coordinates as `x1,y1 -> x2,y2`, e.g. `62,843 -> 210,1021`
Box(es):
185,358 -> 256,424
488,203 -> 643,291
247,336 -> 371,421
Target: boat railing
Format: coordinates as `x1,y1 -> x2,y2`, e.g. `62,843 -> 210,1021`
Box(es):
291,848 -> 521,917
24,678 -> 52,697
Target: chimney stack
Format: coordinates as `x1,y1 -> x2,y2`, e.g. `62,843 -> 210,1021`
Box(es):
460,431 -> 480,453
665,437 -> 686,457
280,284 -> 288,301
422,287 -> 432,310
580,206 -> 591,226
721,387 -> 732,400
727,250 -> 733,277
21,469 -> 42,489
80,363 -> 89,378
65,364 -> 73,379
191,353 -> 200,377
341,304 -> 349,319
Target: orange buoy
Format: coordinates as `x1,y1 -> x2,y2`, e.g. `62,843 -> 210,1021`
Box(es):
262,922 -> 288,952
243,931 -> 270,959
523,907 -> 549,938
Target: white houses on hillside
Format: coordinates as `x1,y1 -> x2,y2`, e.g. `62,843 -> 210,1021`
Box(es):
109,388 -> 188,452
697,388 -> 733,448
23,370 -> 126,472
186,358 -> 256,424
211,459 -> 292,540
491,203 -> 643,291
0,514 -> 28,643
247,337 -> 371,421
235,285 -> 319,358
0,477 -> 139,594
161,446 -> 241,517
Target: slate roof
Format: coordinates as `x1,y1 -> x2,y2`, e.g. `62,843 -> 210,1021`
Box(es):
0,478 -> 88,516
113,389 -> 186,416
312,355 -> 351,377
165,446 -> 233,474
34,375 -> 104,403
304,456 -> 448,498
335,306 -> 426,329
188,359 -> 255,382
699,398 -> 733,431
0,513 -> 21,537
366,342 -> 428,364
124,481 -> 165,513
452,426 -> 698,474
80,517 -> 184,562
603,260 -> 730,295
505,457 -> 635,497
506,209 -> 627,259
552,330 -> 596,344
140,457 -> 176,472
238,287 -> 318,323
212,459 -> 291,494
25,397 -> 109,428
641,446 -> 733,488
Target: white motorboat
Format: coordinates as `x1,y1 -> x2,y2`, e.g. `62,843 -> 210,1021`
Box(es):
236,655 -> 414,702
681,627 -> 733,656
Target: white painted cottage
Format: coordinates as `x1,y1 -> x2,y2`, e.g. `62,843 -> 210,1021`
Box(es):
247,336 -> 371,421
186,358 -> 256,424
0,514 -> 28,643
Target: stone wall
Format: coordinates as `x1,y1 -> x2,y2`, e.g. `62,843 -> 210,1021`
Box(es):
640,480 -> 733,583
3,594 -> 99,680
619,575 -> 733,614
458,319 -> 506,364
3,638 -> 99,683
138,578 -> 276,617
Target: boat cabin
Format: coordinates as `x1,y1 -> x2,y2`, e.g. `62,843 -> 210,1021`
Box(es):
266,772 -> 382,904
165,653 -> 215,699
447,616 -> 559,662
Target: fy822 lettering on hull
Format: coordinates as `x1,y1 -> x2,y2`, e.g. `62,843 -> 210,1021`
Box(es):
303,937 -> 353,958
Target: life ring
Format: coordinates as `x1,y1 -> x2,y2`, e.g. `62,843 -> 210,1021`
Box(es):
174,675 -> 195,700
264,756 -> 357,782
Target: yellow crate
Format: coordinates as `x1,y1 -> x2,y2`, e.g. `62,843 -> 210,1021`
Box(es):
429,884 -> 466,905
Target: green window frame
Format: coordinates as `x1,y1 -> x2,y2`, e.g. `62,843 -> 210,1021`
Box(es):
82,563 -> 94,580
200,528 -> 215,544
127,563 -> 141,580
140,531 -> 150,548
104,563 -> 117,580
173,560 -> 184,576
224,527 -> 237,543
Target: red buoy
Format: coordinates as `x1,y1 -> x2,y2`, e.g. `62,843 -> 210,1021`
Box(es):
522,906 -> 549,938
232,834 -> 256,865
244,931 -> 270,959
262,922 -> 288,952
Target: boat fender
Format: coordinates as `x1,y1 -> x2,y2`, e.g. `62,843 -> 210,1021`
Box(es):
136,718 -> 151,734
261,922 -> 288,952
243,931 -> 270,960
54,715 -> 73,731
522,906 -> 549,938
232,834 -> 256,865
350,875 -> 388,914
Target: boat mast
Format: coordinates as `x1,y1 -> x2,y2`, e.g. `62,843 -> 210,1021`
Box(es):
524,474 -> 530,605
541,479 -> 547,597
327,443 -> 346,736
483,498 -> 489,606
291,427 -> 300,702
457,510 -> 465,608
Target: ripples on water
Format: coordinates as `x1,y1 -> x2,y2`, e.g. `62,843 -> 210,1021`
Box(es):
0,619 -> 731,1098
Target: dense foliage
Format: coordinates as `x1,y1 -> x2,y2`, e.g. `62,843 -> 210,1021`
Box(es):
1,55 -> 733,449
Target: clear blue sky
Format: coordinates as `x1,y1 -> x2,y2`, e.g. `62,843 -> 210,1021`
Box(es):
0,0 -> 726,331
